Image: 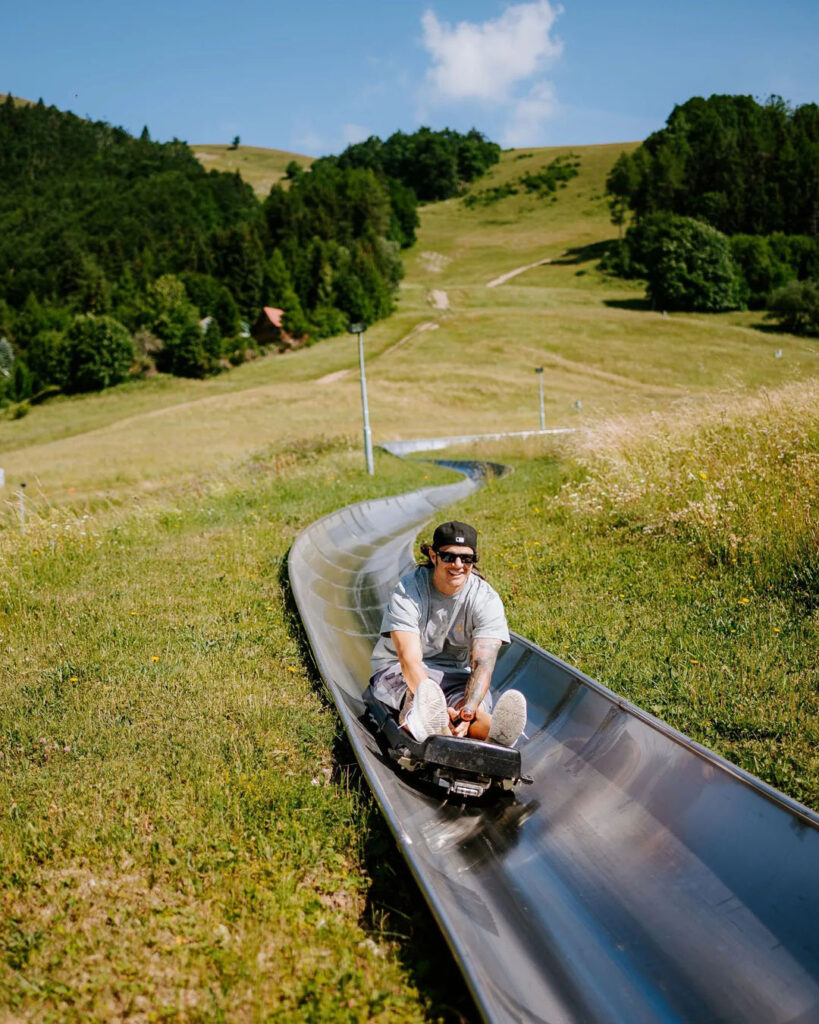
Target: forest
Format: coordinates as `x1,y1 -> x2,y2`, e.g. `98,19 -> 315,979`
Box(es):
605,94 -> 819,331
0,97 -> 499,403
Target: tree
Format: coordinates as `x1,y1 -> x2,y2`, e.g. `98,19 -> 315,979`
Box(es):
180,272 -> 240,336
162,322 -> 216,378
142,274 -> 216,377
606,152 -> 639,238
214,226 -> 264,318
263,250 -> 309,337
604,95 -> 819,236
646,216 -> 745,312
229,135 -> 240,150
63,314 -> 134,393
27,329 -> 67,391
143,274 -> 199,346
765,280 -> 819,336
730,235 -> 792,307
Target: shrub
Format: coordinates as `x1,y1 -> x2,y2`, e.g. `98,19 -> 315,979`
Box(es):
730,235 -> 792,308
63,314 -> 134,393
161,323 -> 216,378
646,216 -> 745,312
765,280 -> 819,336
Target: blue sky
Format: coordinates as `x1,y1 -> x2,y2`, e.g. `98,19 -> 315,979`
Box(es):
4,1 -> 817,155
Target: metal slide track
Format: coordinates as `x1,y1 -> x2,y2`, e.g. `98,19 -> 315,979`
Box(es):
288,461 -> 819,1024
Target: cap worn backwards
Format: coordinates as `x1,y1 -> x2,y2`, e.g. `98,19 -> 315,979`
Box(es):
432,520 -> 478,554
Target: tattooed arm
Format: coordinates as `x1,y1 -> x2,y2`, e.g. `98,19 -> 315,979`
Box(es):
449,637 -> 502,738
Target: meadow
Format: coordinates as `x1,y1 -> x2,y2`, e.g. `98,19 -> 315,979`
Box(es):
190,145 -> 313,197
0,141 -> 816,1020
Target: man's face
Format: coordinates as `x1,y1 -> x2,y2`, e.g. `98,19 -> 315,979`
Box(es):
430,545 -> 475,595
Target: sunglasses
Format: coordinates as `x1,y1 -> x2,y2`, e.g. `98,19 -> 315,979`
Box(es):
435,550 -> 477,565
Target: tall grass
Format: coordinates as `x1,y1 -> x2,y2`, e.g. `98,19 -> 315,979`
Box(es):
443,379 -> 819,810
562,379 -> 819,607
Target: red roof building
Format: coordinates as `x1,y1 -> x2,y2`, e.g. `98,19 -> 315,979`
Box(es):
250,306 -> 285,346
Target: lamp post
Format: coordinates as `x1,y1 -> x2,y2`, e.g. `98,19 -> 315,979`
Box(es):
349,322 -> 374,475
535,367 -> 545,429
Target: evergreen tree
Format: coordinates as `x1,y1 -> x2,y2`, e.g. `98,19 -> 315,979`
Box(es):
27,329 -> 67,391
263,251 -> 309,337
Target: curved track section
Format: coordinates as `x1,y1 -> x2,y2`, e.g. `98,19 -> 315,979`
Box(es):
288,463 -> 819,1024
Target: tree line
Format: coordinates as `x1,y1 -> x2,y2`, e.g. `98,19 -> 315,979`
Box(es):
604,95 -> 819,334
0,97 -> 499,406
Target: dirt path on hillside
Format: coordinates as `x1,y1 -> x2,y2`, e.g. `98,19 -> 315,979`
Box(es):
317,368 -> 351,384
317,320 -> 442,385
486,258 -> 553,288
381,321 -> 440,358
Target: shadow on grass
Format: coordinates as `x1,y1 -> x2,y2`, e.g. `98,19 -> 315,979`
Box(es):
603,296 -> 654,312
550,240 -> 615,265
746,319 -> 794,336
277,551 -> 477,1023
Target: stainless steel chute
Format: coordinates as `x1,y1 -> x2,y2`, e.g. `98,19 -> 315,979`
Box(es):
288,461 -> 819,1024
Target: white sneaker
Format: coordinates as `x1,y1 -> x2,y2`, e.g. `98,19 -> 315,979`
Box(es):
403,678 -> 450,742
488,689 -> 527,747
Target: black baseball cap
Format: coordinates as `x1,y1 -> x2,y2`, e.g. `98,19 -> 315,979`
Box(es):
432,520 -> 478,554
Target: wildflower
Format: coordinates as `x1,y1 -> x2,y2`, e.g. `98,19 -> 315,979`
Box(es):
738,597 -> 750,605
699,472 -> 708,480
69,676 -> 78,682
150,656 -> 160,663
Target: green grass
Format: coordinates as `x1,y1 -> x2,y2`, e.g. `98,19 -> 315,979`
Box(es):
3,143 -> 816,506
1,137 -> 817,1018
191,144 -> 313,197
0,447 -> 473,1020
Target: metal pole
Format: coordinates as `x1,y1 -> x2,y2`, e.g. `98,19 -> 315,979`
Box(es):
357,331 -> 374,476
535,367 -> 545,429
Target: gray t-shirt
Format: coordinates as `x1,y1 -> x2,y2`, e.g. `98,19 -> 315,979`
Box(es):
370,565 -> 510,676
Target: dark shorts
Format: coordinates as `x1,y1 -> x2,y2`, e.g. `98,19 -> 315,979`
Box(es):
369,663 -> 494,715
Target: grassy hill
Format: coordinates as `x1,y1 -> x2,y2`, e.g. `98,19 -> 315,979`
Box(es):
192,143 -> 313,197
0,93 -> 35,108
0,139 -> 816,1019
2,142 -> 815,501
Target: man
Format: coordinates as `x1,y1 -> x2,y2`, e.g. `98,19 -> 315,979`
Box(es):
369,520 -> 527,746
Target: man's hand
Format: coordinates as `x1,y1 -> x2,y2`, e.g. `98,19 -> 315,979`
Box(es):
448,706 -> 472,738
